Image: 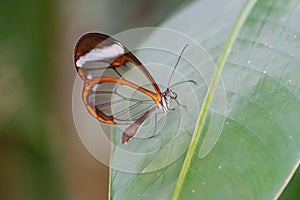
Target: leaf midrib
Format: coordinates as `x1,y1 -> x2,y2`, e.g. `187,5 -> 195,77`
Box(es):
171,0 -> 258,199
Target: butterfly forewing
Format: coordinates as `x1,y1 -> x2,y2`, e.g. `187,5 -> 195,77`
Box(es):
74,33 -> 162,125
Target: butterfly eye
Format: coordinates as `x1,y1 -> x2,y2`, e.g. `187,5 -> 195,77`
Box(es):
171,92 -> 177,99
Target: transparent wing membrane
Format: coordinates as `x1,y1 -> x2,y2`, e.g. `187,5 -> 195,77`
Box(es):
84,81 -> 155,124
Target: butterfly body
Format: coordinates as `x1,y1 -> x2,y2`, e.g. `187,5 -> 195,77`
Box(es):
159,88 -> 177,112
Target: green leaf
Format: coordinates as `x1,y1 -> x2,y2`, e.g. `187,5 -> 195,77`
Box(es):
110,0 -> 300,199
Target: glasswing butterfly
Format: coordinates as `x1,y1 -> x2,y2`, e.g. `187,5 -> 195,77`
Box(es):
74,33 -> 195,144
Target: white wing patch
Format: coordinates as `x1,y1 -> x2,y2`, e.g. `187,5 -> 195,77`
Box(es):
76,44 -> 124,67
87,74 -> 93,80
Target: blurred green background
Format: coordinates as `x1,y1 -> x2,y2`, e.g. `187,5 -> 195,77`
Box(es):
0,0 -> 187,199
0,0 -> 299,200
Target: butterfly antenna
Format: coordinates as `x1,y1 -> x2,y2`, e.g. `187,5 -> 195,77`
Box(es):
169,80 -> 197,88
167,44 -> 189,88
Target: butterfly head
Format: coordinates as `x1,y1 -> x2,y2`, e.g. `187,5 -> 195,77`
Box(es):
159,88 -> 177,112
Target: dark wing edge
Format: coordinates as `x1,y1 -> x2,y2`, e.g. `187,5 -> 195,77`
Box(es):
122,106 -> 157,144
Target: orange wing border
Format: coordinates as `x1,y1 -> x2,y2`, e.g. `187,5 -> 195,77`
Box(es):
82,78 -> 160,125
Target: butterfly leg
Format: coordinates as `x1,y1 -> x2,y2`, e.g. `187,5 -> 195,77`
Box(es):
174,99 -> 188,112
152,112 -> 165,152
169,108 -> 193,137
148,111 -> 164,139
